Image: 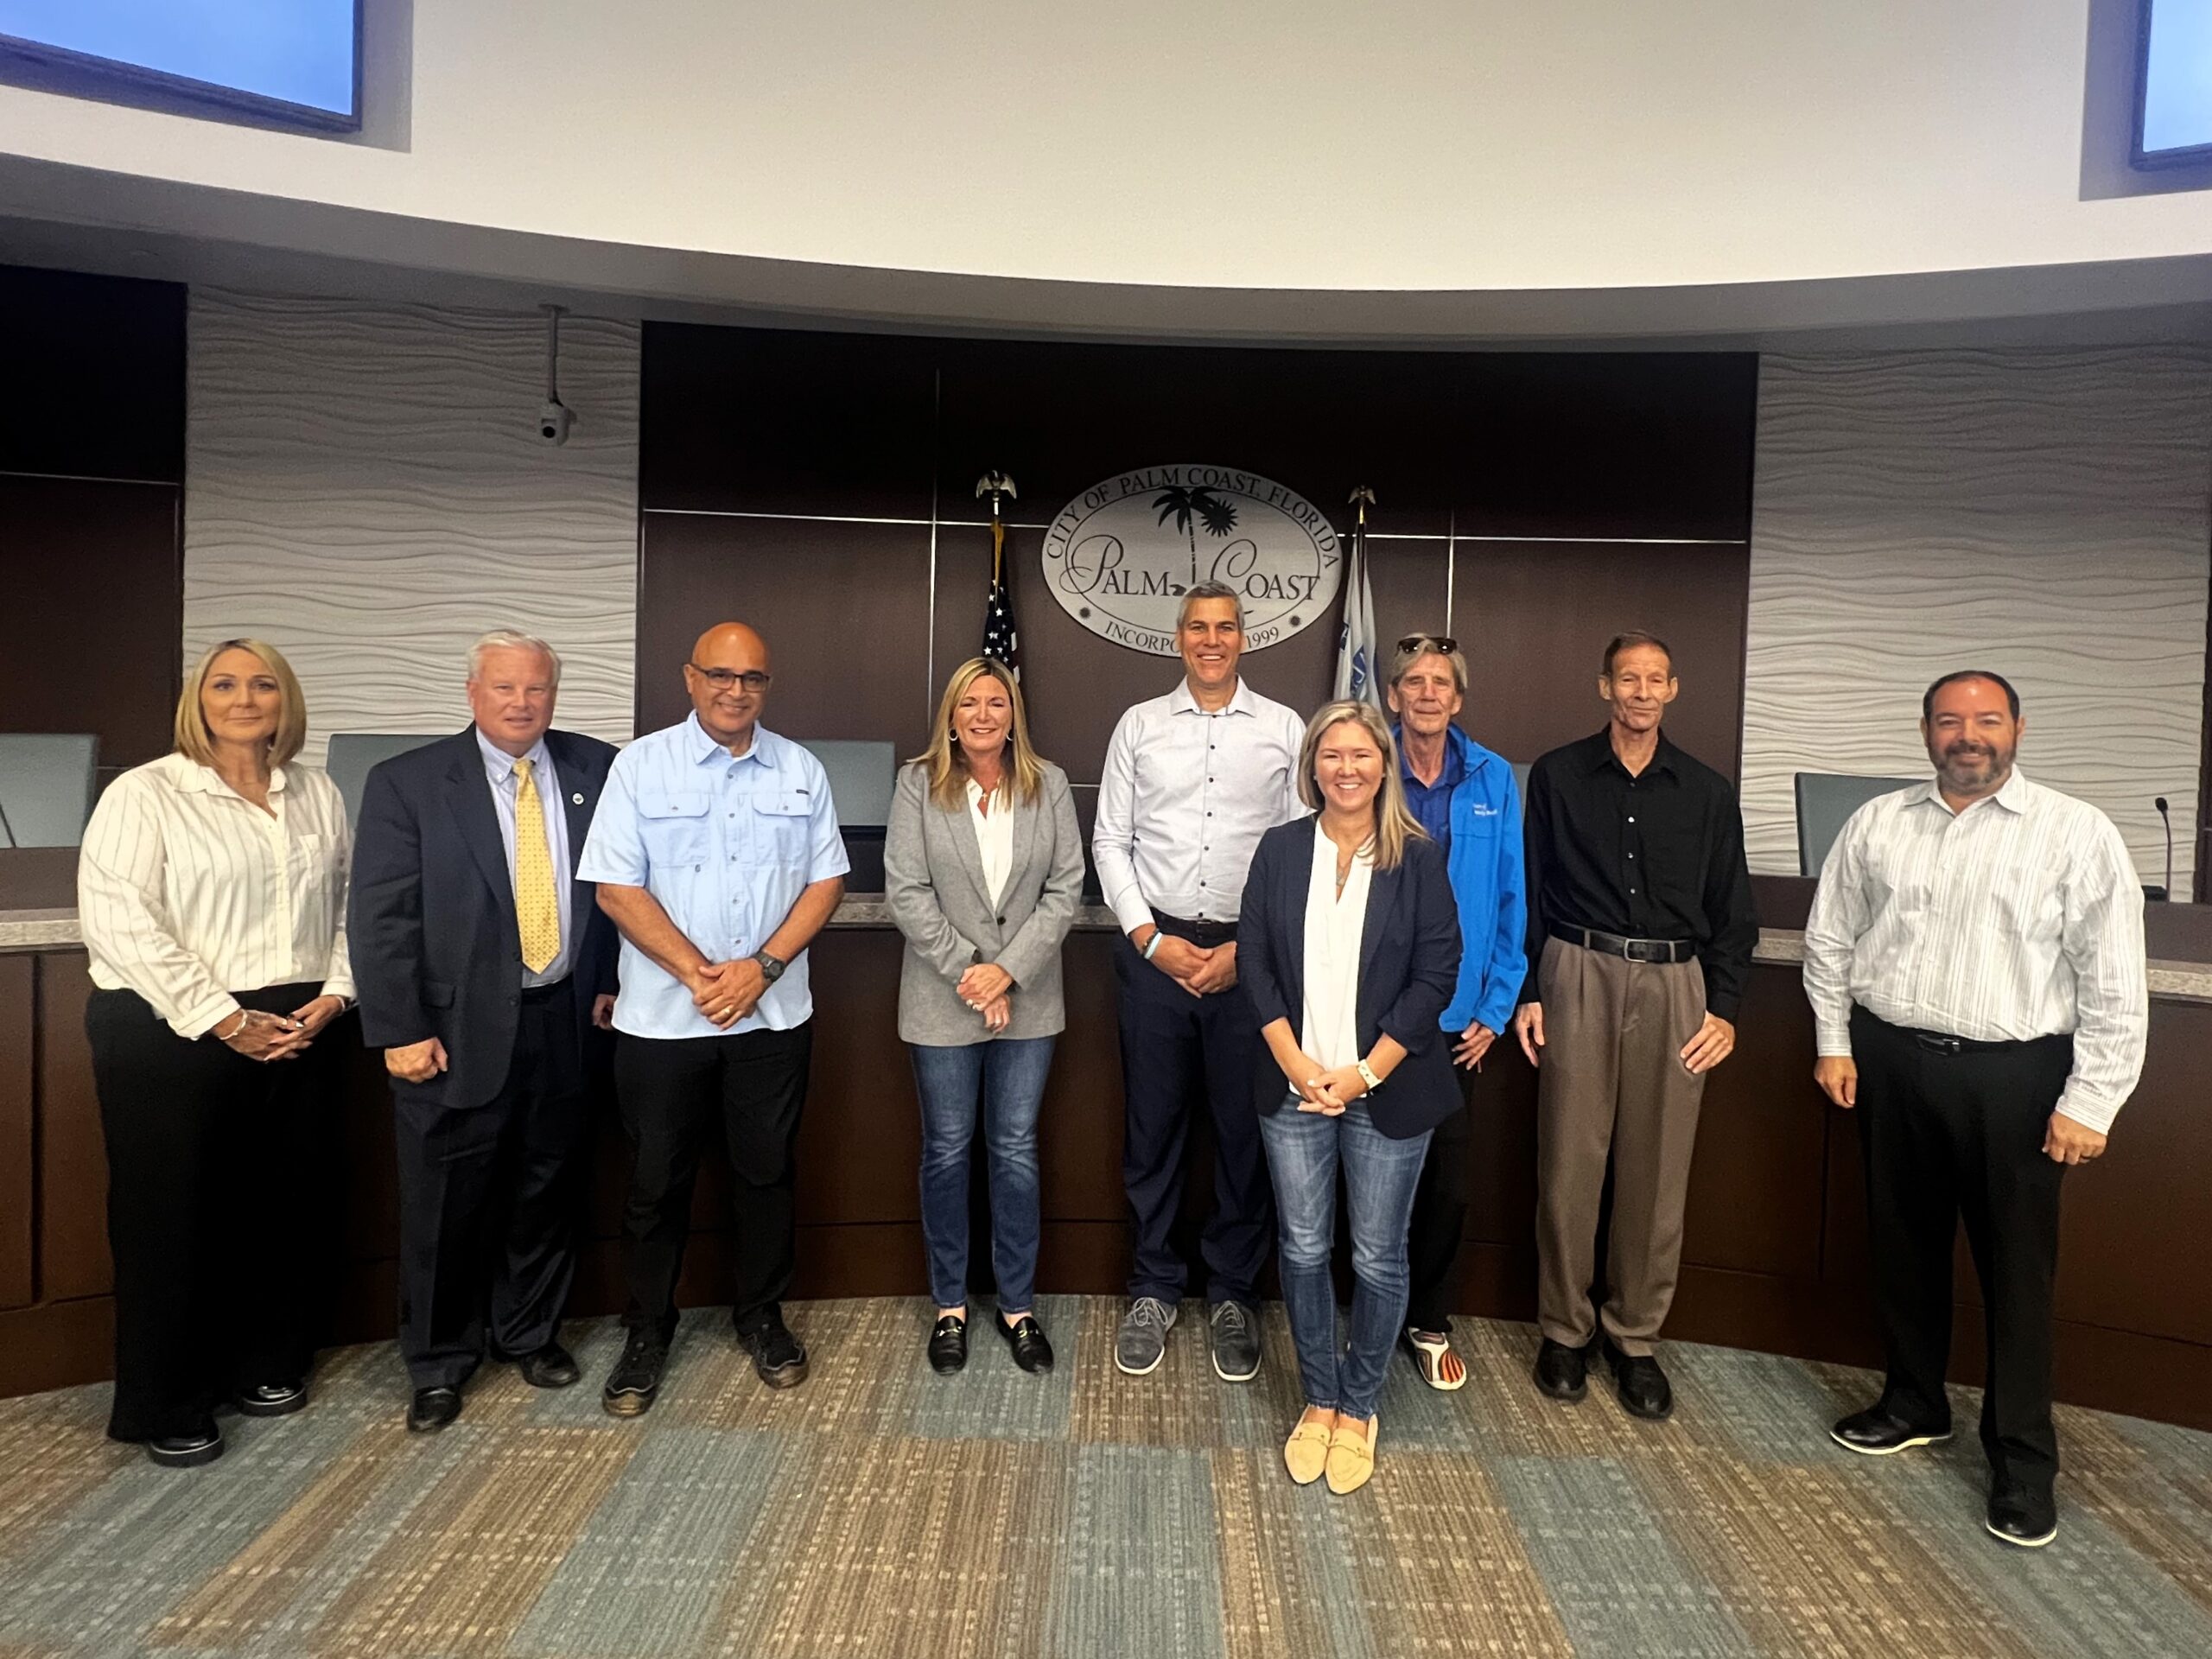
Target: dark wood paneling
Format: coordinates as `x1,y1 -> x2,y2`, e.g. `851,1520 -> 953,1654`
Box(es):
636,514 -> 937,760
0,956 -> 30,1308
0,474 -> 183,772
34,954 -> 108,1302
924,340 -> 1757,543
640,326 -> 938,518
1680,966 -> 1828,1280
6,936 -> 2210,1430
1452,538 -> 1751,776
0,266 -> 185,483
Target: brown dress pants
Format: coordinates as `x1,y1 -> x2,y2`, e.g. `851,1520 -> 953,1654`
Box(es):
1534,936 -> 1709,1357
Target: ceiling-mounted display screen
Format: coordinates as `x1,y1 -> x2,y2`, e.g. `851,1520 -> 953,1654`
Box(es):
0,1 -> 360,132
2137,0 -> 2212,166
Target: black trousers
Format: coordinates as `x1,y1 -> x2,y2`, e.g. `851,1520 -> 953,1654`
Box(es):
613,1021 -> 811,1338
1404,1075 -> 1475,1333
391,977 -> 589,1390
1853,1006 -> 2072,1496
86,982 -> 346,1443
1115,927 -> 1272,1306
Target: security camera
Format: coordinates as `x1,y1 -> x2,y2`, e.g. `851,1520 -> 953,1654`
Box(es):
537,302 -> 575,444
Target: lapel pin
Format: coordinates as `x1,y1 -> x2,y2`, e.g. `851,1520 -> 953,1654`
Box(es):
572,791 -> 585,804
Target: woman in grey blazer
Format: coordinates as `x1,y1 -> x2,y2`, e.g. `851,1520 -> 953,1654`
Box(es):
887,658 -> 1085,1376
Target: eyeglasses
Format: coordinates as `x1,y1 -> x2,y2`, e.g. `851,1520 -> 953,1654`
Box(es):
688,664 -> 772,693
1397,634 -> 1459,655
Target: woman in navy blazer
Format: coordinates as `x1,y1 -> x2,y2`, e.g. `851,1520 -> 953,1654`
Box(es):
1239,700 -> 1462,1494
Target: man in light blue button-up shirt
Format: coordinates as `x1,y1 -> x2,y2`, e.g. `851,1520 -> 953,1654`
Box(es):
580,622 -> 847,1412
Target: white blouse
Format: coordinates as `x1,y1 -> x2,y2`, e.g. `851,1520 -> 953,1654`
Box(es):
78,753 -> 357,1038
1300,830 -> 1372,1070
967,778 -> 1015,908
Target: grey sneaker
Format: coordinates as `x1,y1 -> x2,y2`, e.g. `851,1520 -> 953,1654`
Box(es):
1209,1300 -> 1262,1382
1115,1296 -> 1179,1376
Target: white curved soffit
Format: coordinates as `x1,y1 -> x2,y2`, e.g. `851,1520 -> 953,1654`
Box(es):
4,0 -> 2212,339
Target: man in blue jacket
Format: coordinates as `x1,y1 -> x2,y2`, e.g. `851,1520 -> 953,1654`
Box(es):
1386,634 -> 1527,1389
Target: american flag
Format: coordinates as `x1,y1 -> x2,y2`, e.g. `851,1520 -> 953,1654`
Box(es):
982,518 -> 1020,677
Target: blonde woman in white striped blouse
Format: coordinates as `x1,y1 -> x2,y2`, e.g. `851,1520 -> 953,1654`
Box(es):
77,638 -> 355,1469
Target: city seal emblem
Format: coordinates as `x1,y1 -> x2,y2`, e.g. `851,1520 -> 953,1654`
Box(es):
1040,465 -> 1341,656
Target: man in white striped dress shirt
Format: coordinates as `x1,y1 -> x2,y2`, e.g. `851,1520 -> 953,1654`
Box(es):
1803,670 -> 2147,1550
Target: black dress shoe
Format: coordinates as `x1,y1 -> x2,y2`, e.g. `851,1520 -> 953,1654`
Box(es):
515,1342 -> 581,1389
236,1381 -> 308,1418
1603,1338 -> 1674,1421
1830,1405 -> 1953,1456
602,1328 -> 669,1418
1533,1338 -> 1592,1402
737,1312 -> 809,1389
407,1387 -> 462,1433
928,1314 -> 969,1374
1986,1488 -> 2058,1548
145,1428 -> 224,1468
995,1313 -> 1054,1374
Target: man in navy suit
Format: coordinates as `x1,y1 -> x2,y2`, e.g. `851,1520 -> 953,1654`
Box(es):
350,630 -> 620,1433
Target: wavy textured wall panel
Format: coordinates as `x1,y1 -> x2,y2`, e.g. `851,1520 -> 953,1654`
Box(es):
1744,349 -> 2212,889
183,291 -> 639,762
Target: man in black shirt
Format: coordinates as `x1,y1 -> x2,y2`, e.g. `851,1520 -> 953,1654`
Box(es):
1511,632 -> 1757,1420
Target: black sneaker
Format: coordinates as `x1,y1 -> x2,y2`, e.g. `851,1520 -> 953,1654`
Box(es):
1208,1300 -> 1261,1383
601,1328 -> 668,1418
737,1312 -> 809,1389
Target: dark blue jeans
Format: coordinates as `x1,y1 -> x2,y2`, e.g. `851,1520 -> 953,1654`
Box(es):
1258,1096 -> 1432,1421
910,1037 -> 1055,1313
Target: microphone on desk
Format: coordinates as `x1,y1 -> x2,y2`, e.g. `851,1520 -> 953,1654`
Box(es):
2146,797 -> 2172,903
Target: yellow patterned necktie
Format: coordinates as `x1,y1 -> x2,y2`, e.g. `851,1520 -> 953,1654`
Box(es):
512,757 -> 560,974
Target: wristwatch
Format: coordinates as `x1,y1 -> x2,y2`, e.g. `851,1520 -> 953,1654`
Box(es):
753,951 -> 787,985
1355,1058 -> 1382,1094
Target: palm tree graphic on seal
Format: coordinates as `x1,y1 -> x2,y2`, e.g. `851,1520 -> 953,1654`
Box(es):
1154,486 -> 1239,593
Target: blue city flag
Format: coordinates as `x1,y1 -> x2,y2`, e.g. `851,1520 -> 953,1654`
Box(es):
1333,505 -> 1380,708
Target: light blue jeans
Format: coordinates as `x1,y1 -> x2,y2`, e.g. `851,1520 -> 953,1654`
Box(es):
1258,1096 -> 1432,1421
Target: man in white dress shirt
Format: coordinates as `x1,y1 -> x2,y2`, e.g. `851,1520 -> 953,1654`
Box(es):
1093,582 -> 1306,1381
1803,670 -> 2147,1549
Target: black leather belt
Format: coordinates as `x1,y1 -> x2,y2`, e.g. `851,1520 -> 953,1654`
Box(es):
520,976 -> 572,1004
1907,1027 -> 2024,1056
1153,911 -> 1237,946
1551,925 -> 1695,965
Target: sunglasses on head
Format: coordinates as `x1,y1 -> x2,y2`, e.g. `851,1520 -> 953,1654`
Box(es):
1397,634 -> 1459,655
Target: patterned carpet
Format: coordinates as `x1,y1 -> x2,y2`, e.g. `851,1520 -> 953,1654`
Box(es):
3,1296 -> 2209,1658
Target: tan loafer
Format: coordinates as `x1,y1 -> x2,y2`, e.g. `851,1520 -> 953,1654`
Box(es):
1284,1411 -> 1334,1485
1325,1415 -> 1377,1495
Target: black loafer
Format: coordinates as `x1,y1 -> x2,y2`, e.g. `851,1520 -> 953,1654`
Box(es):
1986,1489 -> 2058,1548
737,1313 -> 809,1389
236,1381 -> 308,1418
1534,1338 -> 1592,1402
406,1387 -> 462,1433
1603,1338 -> 1674,1421
516,1342 -> 582,1389
602,1328 -> 668,1419
928,1314 -> 969,1375
146,1428 -> 224,1469
1830,1405 -> 1953,1456
995,1313 -> 1054,1374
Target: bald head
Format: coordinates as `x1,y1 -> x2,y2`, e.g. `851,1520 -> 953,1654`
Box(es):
683,620 -> 773,752
691,621 -> 767,668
